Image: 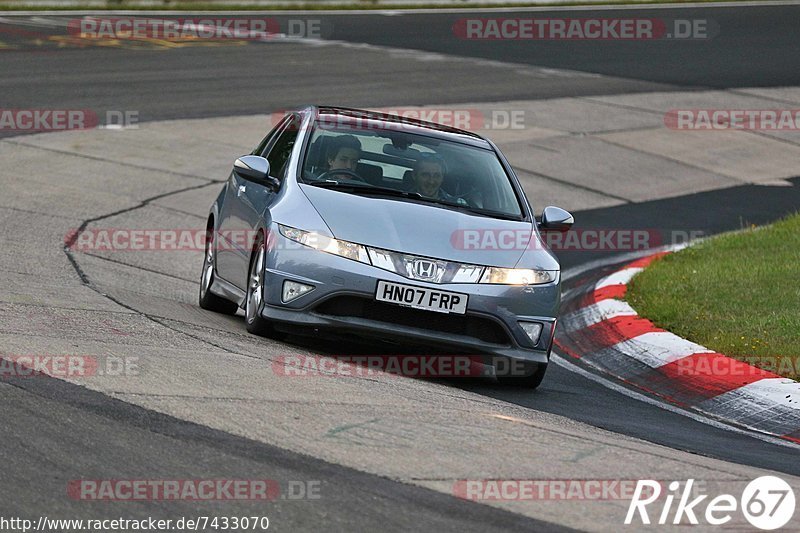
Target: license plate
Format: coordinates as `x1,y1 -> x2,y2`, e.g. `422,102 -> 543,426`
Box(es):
375,280 -> 468,315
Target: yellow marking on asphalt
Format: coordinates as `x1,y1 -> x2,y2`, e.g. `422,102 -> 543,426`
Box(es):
139,38 -> 183,49
488,414 -> 552,430
47,34 -> 250,50
48,35 -> 125,48
492,414 -> 528,424
139,38 -> 249,48
489,413 -> 605,449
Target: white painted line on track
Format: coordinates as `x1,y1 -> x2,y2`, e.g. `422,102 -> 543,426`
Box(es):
612,331 -> 714,368
723,378 -> 800,410
595,267 -> 643,289
561,298 -> 637,332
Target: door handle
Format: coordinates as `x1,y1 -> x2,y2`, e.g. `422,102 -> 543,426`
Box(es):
237,184 -> 246,197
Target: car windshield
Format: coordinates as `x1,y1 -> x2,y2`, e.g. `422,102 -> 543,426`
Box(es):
299,120 -> 525,219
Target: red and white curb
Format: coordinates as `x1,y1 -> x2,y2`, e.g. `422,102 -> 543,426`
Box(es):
555,251 -> 800,444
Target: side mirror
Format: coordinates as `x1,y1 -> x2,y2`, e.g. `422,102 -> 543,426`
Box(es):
233,155 -> 280,190
540,206 -> 574,232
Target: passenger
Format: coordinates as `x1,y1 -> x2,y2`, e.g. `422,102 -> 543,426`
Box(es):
410,153 -> 466,205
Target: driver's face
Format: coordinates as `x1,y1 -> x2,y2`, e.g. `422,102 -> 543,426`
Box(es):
413,161 -> 444,198
328,148 -> 360,171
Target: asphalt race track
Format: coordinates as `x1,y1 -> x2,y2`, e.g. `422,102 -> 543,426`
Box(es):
1,3 -> 799,124
1,3 -> 800,531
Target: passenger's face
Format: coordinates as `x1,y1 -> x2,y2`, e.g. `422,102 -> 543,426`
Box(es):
414,162 -> 444,197
328,148 -> 360,171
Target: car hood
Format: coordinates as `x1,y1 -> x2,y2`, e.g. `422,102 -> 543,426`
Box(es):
301,185 -> 551,269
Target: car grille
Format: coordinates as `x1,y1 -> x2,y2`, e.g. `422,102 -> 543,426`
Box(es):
313,296 -> 510,345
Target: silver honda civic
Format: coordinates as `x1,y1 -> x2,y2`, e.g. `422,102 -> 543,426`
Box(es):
199,106 -> 573,388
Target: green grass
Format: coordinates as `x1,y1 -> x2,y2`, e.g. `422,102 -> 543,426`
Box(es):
627,213 -> 800,380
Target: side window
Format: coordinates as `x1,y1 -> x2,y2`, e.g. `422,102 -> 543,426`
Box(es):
264,116 -> 300,181
252,116 -> 290,156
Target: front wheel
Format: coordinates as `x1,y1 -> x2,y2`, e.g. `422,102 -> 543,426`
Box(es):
245,234 -> 279,337
199,228 -> 238,315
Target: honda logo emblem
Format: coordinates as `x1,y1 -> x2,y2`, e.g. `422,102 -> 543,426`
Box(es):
413,259 -> 437,280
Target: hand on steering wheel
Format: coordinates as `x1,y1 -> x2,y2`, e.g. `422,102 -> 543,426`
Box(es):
315,169 -> 367,183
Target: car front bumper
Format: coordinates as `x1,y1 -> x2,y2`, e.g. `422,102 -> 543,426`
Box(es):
260,229 -> 561,364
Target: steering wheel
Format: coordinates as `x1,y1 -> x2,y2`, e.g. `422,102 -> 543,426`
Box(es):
315,169 -> 367,183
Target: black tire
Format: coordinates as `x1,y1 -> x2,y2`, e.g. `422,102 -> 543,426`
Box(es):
244,233 -> 279,337
497,362 -> 548,389
199,226 -> 238,315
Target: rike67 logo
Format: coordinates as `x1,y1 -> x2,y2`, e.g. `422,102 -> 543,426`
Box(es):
626,476 -> 795,530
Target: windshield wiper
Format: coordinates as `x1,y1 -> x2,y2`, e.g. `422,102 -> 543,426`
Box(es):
456,205 -> 524,221
405,196 -> 525,221
306,180 -> 424,199
306,180 -> 523,220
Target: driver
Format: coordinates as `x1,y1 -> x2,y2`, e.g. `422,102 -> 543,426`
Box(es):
411,153 -> 466,205
326,134 -> 361,173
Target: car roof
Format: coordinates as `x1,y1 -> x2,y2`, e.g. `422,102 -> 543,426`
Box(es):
302,106 -> 494,150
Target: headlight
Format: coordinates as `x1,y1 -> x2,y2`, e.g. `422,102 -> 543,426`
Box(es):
367,247 -> 395,271
480,268 -> 557,285
278,225 -> 370,264
451,264 -> 484,283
